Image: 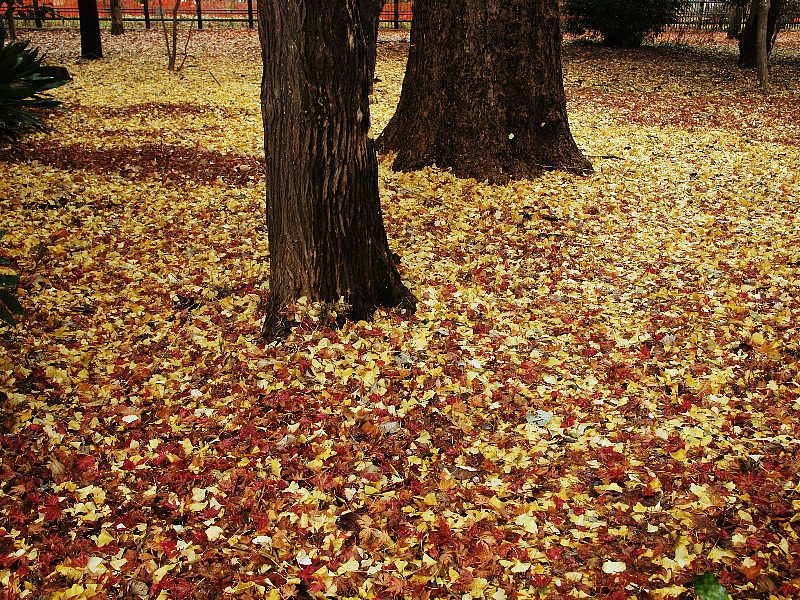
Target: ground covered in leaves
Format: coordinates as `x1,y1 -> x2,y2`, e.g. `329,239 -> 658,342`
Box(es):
1,29 -> 799,600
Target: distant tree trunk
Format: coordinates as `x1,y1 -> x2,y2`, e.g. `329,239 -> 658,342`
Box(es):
160,0 -> 181,70
33,0 -> 43,28
726,0 -> 744,38
756,0 -> 770,89
110,0 -> 124,34
258,0 -> 416,342
170,0 -> 180,69
362,0 -> 385,94
378,0 -> 591,184
2,0 -> 16,40
78,0 -> 103,59
738,0 -> 782,68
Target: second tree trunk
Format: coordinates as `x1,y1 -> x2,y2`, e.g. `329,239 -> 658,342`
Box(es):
378,0 -> 591,183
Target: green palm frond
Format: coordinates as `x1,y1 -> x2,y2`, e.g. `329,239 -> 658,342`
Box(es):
0,25 -> 70,141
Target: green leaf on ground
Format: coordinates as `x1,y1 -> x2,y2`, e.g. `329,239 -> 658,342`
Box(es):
694,572 -> 730,600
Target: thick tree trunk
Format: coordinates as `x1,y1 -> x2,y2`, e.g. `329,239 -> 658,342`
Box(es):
78,0 -> 103,59
258,0 -> 416,342
377,0 -> 591,184
738,0 -> 782,68
756,0 -> 771,89
110,0 -> 124,34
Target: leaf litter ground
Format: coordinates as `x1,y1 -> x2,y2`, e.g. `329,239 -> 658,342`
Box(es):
0,29 -> 799,600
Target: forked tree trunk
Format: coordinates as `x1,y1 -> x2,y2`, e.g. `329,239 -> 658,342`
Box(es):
110,0 -> 124,34
258,0 -> 416,342
738,0 -> 782,68
377,0 -> 591,184
78,0 -> 103,59
159,0 -> 193,72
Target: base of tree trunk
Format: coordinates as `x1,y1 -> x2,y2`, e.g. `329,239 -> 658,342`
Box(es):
261,285 -> 416,343
377,0 -> 592,185
261,301 -> 290,343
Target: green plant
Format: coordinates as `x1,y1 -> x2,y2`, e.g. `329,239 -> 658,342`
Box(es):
693,572 -> 731,600
0,22 -> 69,141
563,0 -> 688,47
0,232 -> 24,326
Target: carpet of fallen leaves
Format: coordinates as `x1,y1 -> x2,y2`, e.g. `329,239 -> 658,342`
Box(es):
1,28 -> 799,600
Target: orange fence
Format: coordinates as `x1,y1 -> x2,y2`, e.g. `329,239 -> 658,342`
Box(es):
15,0 -> 800,31
39,0 -> 413,27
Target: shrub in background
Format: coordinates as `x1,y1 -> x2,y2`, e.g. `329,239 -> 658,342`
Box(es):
563,0 -> 688,46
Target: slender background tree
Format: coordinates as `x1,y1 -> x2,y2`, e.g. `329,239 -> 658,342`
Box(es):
756,0 -> 772,88
1,0 -> 17,39
362,0 -> 385,94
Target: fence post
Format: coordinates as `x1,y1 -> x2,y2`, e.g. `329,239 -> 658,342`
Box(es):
143,0 -> 151,29
393,0 -> 399,28
247,0 -> 253,29
196,0 -> 203,29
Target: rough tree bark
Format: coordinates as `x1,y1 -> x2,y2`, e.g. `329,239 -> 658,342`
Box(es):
110,0 -> 125,34
738,0 -> 783,68
258,0 -> 416,342
377,0 -> 591,184
78,0 -> 103,59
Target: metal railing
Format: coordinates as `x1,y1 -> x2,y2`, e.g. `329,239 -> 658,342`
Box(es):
10,0 -> 413,30
8,0 -> 800,32
671,0 -> 800,30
